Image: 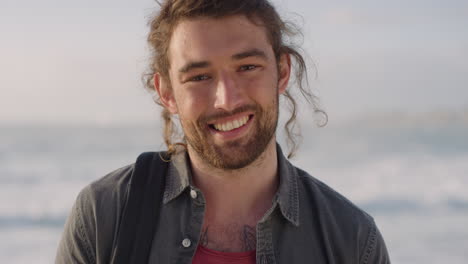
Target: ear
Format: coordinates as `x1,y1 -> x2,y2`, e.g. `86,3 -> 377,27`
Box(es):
154,73 -> 178,114
277,53 -> 291,95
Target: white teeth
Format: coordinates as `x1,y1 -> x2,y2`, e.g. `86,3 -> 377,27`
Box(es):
213,116 -> 249,132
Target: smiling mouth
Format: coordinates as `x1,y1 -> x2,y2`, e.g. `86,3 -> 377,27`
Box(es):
209,115 -> 252,132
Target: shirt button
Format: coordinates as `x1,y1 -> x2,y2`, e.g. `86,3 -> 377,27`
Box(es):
190,189 -> 198,199
182,238 -> 191,248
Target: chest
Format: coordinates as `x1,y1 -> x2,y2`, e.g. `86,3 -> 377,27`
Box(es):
145,193 -> 352,264
199,222 -> 257,252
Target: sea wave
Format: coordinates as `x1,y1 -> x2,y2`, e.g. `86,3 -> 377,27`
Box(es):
0,215 -> 66,229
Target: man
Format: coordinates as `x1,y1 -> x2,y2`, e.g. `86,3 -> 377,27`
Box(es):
56,0 -> 390,263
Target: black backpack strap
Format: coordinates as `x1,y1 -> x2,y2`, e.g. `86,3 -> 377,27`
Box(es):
110,151 -> 169,264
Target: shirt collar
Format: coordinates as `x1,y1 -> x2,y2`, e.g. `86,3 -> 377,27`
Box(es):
162,149 -> 192,204
162,143 -> 300,227
275,144 -> 300,226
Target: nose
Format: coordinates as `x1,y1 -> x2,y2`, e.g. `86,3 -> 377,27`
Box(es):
213,72 -> 246,111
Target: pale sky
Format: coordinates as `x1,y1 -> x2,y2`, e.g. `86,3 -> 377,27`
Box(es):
1,0 -> 467,124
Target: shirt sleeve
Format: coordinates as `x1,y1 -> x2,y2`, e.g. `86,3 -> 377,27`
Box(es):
360,219 -> 391,264
55,187 -> 97,264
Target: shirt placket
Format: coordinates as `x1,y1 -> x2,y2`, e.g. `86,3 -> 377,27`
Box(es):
172,187 -> 205,264
256,219 -> 276,264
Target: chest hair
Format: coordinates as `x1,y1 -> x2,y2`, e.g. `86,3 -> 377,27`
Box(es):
199,222 -> 256,252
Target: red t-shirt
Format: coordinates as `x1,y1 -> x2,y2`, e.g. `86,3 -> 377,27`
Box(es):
192,245 -> 256,264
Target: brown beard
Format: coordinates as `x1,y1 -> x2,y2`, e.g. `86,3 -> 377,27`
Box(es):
180,94 -> 279,170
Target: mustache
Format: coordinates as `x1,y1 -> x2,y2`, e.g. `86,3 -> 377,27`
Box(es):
199,104 -> 258,124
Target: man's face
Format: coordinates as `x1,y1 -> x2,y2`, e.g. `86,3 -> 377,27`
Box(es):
158,15 -> 290,170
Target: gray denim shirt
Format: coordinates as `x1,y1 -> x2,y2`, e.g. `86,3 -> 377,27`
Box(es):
56,146 -> 390,263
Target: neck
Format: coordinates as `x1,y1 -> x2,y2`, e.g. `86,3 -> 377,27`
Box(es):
188,139 -> 279,223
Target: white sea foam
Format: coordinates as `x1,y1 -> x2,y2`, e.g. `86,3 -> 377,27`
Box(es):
295,153 -> 468,207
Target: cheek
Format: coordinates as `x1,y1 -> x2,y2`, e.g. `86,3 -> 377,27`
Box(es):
240,72 -> 278,101
174,89 -> 211,119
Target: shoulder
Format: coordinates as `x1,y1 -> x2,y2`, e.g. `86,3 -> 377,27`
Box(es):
75,163 -> 135,227
294,167 -> 390,263
83,163 -> 134,208
56,163 -> 135,264
295,166 -> 371,222
78,163 -> 135,240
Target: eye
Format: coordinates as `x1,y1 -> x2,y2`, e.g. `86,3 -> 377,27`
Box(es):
189,75 -> 210,82
239,65 -> 258,71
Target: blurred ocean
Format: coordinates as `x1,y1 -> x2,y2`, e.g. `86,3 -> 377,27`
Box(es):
1,111 -> 467,263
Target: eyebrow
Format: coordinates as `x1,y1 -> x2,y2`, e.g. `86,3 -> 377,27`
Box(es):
178,48 -> 268,74
179,61 -> 211,74
231,48 -> 268,60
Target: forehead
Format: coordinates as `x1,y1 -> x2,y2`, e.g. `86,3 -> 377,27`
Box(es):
168,15 -> 273,69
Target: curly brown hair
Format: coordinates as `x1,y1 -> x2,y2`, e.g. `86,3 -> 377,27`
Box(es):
143,0 -> 326,158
